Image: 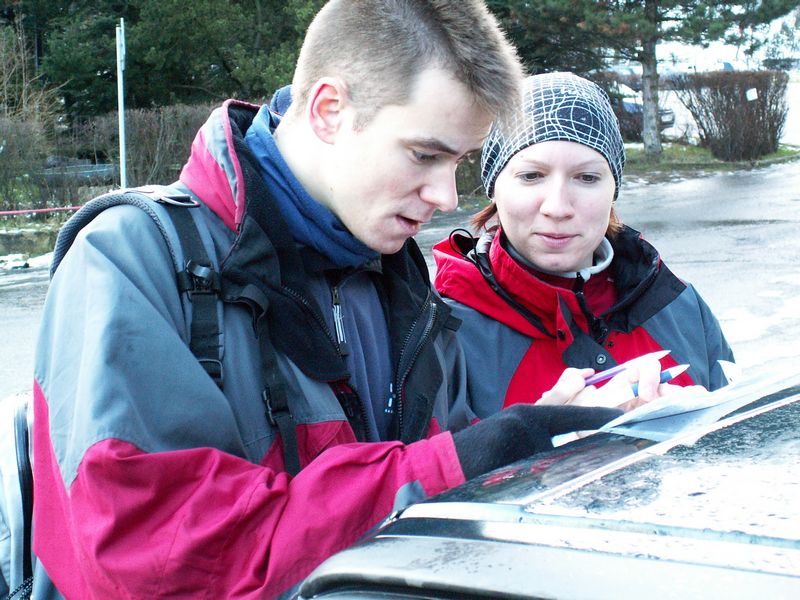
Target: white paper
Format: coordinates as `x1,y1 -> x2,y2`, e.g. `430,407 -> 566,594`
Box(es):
597,362 -> 800,442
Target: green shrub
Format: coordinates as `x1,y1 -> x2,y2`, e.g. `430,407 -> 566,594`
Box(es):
674,70 -> 788,161
456,154 -> 484,200
0,117 -> 51,212
70,103 -> 216,188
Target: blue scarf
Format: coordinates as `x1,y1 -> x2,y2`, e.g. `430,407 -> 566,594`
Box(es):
244,105 -> 379,268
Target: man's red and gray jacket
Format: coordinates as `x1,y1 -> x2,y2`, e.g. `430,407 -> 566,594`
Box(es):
32,101 -> 468,598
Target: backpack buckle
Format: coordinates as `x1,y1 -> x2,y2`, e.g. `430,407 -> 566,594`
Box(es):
185,260 -> 221,292
150,190 -> 200,207
198,358 -> 224,388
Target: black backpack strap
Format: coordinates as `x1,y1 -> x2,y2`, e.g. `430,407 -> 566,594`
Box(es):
468,247 -> 555,340
167,204 -> 224,388
446,229 -> 554,340
231,282 -> 302,477
51,189 -> 224,389
12,400 -> 34,599
261,341 -> 301,477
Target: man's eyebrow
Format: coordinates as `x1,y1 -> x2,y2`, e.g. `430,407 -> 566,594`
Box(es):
406,137 -> 460,156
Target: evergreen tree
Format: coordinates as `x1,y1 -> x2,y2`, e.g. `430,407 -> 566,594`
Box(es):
17,0 -> 322,121
495,0 -> 800,157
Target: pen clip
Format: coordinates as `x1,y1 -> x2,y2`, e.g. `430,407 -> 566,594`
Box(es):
584,364 -> 626,386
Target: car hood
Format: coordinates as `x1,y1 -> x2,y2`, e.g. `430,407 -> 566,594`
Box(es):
300,375 -> 800,599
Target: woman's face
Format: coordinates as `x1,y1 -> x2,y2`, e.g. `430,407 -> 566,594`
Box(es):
492,140 -> 615,273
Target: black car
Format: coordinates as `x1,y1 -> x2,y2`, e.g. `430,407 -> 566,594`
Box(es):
609,83 -> 675,141
298,370 -> 800,599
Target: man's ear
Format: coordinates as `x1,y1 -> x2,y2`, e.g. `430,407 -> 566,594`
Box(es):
307,77 -> 349,144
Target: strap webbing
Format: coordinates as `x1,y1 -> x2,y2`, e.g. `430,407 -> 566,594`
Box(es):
260,334 -> 301,476
14,400 -> 33,590
167,205 -> 224,388
229,282 -> 302,476
469,249 -> 555,340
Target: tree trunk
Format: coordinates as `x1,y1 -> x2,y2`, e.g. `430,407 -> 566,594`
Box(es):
641,0 -> 662,157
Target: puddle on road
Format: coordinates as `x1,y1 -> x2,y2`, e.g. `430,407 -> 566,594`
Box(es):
633,218 -> 789,235
700,219 -> 788,227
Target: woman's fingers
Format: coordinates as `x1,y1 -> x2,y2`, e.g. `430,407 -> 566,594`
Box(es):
625,356 -> 663,402
537,367 -> 595,405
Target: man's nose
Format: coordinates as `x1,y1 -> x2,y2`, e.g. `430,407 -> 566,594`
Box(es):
420,168 -> 459,213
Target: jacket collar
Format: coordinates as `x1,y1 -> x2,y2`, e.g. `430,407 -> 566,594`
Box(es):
434,225 -> 676,339
180,101 -> 447,385
505,236 -> 614,281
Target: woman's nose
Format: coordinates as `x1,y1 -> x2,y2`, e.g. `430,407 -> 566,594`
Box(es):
538,178 -> 574,218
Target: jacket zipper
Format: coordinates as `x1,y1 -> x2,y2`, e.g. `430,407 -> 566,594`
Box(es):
393,293 -> 438,436
331,284 -> 350,356
574,273 -> 609,343
282,285 -> 342,356
330,282 -> 371,439
285,283 -> 372,439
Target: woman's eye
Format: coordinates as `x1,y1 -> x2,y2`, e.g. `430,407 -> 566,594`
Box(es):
518,172 -> 542,182
578,173 -> 600,183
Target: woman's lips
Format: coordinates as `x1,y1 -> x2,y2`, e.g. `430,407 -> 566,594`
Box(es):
536,232 -> 575,249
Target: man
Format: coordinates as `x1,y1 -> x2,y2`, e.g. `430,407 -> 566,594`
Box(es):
32,1 -> 621,597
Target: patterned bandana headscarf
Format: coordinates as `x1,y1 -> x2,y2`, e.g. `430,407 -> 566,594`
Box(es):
481,72 -> 626,199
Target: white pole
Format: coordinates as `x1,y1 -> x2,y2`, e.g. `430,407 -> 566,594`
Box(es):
116,18 -> 127,189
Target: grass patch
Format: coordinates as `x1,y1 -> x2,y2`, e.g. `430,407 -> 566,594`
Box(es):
764,145 -> 800,159
0,213 -> 71,233
625,142 -> 800,174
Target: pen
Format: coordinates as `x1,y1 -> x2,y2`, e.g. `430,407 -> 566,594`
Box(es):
630,364 -> 690,397
584,349 -> 671,386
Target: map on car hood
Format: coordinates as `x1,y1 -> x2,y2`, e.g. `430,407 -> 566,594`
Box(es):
599,361 -> 800,442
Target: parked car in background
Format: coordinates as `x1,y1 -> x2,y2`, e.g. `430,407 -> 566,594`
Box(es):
604,62 -> 643,91
608,82 -> 675,141
297,370 -> 800,599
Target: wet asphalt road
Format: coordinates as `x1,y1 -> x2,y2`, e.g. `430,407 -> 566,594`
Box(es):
0,265 -> 49,398
614,162 -> 800,376
2,159 -> 800,398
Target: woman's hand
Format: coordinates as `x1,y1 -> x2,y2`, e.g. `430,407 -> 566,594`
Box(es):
537,367 -> 595,406
605,355 -> 664,411
538,355 -> 695,412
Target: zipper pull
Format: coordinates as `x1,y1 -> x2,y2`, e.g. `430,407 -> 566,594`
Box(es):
332,285 -> 350,356
573,272 -> 586,295
385,383 -> 395,415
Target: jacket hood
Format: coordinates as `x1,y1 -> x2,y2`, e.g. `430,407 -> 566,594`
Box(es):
179,100 -> 262,232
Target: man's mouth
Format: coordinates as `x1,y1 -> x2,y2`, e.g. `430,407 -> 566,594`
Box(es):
396,215 -> 423,235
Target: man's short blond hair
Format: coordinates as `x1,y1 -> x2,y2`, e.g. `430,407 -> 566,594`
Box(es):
290,0 -> 524,129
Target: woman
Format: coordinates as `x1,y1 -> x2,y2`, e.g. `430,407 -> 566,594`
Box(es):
434,72 -> 733,420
